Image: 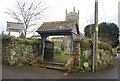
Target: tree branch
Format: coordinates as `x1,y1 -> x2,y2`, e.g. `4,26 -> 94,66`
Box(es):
5,0 -> 48,37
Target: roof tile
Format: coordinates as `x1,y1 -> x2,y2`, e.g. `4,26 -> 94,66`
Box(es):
37,20 -> 77,31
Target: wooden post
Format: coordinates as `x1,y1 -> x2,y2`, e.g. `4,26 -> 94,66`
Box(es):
41,35 -> 47,60
2,31 -> 4,35
8,31 -> 10,35
71,34 -> 74,55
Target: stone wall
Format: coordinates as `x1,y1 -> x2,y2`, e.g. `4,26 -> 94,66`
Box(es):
73,40 -> 81,66
74,38 -> 116,71
2,36 -> 40,66
96,49 -> 115,70
82,49 -> 115,71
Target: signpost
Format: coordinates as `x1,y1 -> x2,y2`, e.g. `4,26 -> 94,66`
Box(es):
6,22 -> 24,36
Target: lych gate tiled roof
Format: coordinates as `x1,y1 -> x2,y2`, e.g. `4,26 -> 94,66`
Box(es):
37,20 -> 77,31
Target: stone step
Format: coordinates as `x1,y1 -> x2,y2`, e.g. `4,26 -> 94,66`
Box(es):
43,66 -> 67,71
30,61 -> 67,71
31,63 -> 67,71
40,61 -> 65,66
47,62 -> 65,66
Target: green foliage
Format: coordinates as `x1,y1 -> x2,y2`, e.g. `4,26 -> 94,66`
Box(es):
111,48 -> 117,56
54,53 -> 71,59
85,66 -> 91,70
80,38 -> 112,51
54,46 -> 62,55
54,46 -> 61,51
81,47 -> 86,52
24,39 -> 39,44
84,24 -> 95,38
98,41 -> 112,51
13,36 -> 39,44
2,35 -> 13,44
80,56 -> 90,67
20,52 -> 24,57
99,22 -> 119,47
85,66 -> 91,71
84,22 -> 119,47
74,66 -> 83,70
80,39 -> 92,50
80,48 -> 92,70
85,38 -> 93,43
81,57 -> 89,63
99,22 -> 119,39
2,35 -> 39,45
12,37 -> 20,41
74,66 -> 91,72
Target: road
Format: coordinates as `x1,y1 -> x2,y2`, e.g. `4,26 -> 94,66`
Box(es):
2,55 -> 119,80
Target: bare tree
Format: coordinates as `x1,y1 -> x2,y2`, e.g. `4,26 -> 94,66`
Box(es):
5,0 -> 48,37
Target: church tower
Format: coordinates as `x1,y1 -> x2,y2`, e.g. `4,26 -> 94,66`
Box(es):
65,7 -> 79,26
63,7 -> 80,54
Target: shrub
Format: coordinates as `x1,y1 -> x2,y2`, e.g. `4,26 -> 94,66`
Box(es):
74,66 -> 83,70
98,41 -> 112,51
80,38 -> 112,51
2,35 -> 13,44
80,39 -> 91,50
54,46 -> 62,55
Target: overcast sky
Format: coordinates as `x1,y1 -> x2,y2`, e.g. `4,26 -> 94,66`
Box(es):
0,0 -> 120,37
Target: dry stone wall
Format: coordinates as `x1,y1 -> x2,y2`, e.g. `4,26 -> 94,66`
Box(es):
2,37 -> 40,66
75,38 -> 115,71
82,49 -> 115,71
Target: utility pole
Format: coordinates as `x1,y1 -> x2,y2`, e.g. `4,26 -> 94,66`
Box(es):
92,0 -> 98,72
118,1 -> 120,42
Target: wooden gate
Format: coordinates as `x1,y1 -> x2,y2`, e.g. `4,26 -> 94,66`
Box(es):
44,41 -> 54,61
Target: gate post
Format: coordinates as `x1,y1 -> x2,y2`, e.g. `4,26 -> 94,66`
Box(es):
70,34 -> 74,55
73,37 -> 81,66
41,35 -> 47,60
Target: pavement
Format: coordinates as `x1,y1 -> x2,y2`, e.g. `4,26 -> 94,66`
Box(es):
2,55 -> 119,80
118,53 -> 120,81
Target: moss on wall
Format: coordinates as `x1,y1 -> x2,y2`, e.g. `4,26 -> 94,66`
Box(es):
2,35 -> 40,66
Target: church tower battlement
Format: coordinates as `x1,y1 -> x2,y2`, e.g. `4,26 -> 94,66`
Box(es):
65,7 -> 79,26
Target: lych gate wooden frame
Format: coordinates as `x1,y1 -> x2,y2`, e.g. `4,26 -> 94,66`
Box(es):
36,20 -> 80,60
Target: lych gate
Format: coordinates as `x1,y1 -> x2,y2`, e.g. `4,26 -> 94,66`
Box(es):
36,20 -> 80,61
